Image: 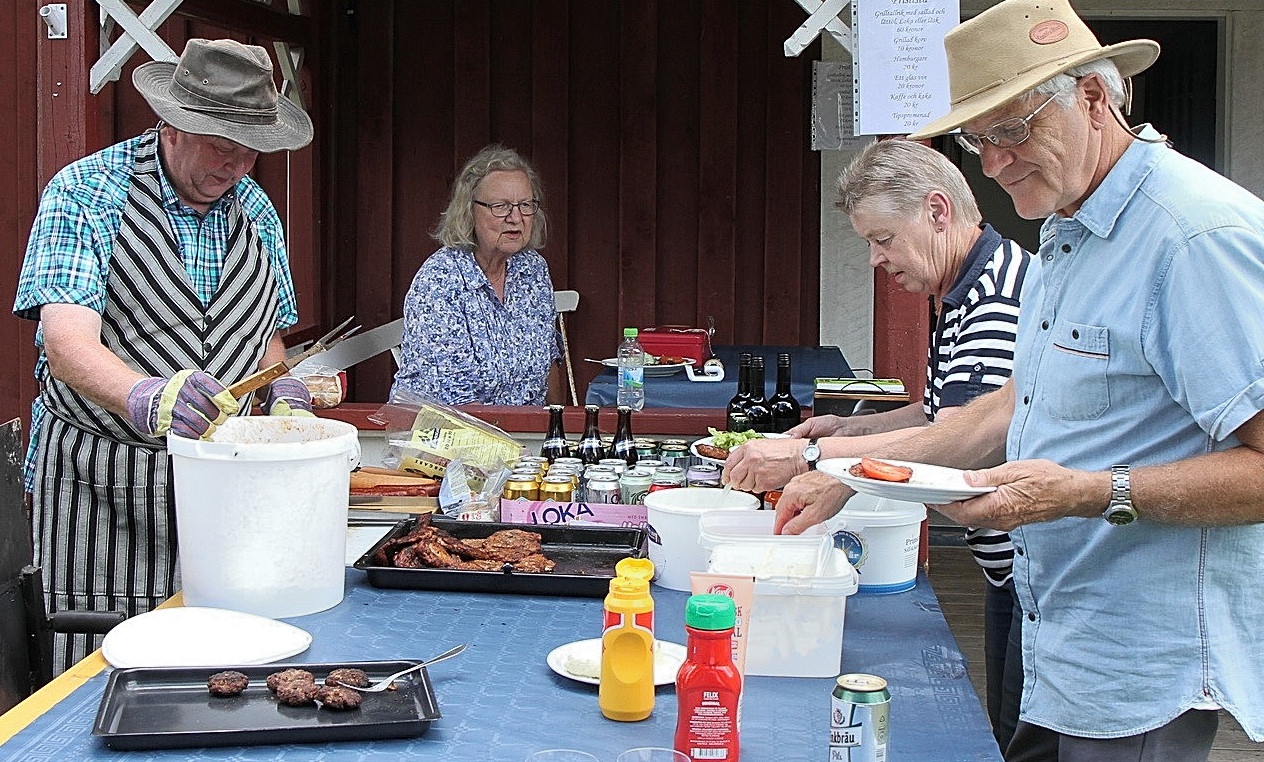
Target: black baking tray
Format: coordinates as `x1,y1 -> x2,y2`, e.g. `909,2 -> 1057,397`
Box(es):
354,516 -> 647,597
92,660 -> 440,750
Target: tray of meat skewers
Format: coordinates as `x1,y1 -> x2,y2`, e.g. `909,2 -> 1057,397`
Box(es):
353,514 -> 648,597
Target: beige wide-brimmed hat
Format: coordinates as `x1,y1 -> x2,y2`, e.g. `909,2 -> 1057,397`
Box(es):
907,0 -> 1159,140
133,38 -> 313,153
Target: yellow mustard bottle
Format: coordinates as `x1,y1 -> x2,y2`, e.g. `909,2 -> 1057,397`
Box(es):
599,572 -> 656,721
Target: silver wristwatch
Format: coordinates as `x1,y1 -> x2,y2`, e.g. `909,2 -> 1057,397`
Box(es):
1103,465 -> 1138,525
803,438 -> 821,471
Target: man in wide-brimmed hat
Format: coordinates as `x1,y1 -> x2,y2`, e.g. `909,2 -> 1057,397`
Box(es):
13,38 -> 318,672
771,1 -> 1264,759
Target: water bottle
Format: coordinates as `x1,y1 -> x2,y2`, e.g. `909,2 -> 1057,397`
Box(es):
616,327 -> 646,411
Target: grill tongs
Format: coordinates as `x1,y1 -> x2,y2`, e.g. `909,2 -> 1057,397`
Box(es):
226,315 -> 361,400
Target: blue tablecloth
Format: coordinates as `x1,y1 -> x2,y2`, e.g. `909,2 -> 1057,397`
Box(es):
585,345 -> 852,409
0,568 -> 999,761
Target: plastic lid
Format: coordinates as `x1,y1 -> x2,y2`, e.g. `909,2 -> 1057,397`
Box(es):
615,557 -> 655,582
685,594 -> 736,630
624,327 -> 638,337
608,576 -> 650,599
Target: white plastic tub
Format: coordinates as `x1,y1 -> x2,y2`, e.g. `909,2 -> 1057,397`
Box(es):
642,488 -> 759,591
830,494 -> 926,594
168,417 -> 360,618
700,510 -> 858,678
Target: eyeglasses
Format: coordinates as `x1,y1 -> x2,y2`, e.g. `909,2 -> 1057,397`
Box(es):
955,94 -> 1058,155
474,199 -> 540,218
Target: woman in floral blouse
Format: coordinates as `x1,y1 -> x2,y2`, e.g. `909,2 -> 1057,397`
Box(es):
392,145 -> 562,405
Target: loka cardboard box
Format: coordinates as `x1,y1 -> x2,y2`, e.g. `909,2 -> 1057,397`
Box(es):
500,499 -> 647,529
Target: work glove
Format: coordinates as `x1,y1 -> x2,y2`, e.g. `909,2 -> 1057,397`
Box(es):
262,376 -> 315,417
126,370 -> 241,439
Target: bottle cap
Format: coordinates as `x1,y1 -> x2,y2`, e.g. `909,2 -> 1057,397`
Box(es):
615,557 -> 655,582
624,327 -> 638,338
609,576 -> 650,599
684,594 -> 736,630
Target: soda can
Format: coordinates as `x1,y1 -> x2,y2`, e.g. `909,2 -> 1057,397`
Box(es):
651,465 -> 686,487
659,438 -> 689,448
634,458 -> 665,475
539,476 -> 575,503
658,443 -> 691,467
634,439 -> 659,459
686,462 -> 723,488
598,458 -> 628,475
619,468 -> 654,505
518,456 -> 550,466
585,473 -> 623,504
503,478 -> 540,501
830,673 -> 890,762
553,457 -> 584,469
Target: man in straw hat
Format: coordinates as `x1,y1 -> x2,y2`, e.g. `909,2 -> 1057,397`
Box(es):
14,38 -> 317,672
772,0 -> 1264,759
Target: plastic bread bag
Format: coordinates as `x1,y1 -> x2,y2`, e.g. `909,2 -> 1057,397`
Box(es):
288,359 -> 345,409
438,458 -> 510,522
370,389 -> 526,480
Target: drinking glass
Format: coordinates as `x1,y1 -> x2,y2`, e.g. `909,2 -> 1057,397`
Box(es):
616,748 -> 690,762
525,751 -> 602,762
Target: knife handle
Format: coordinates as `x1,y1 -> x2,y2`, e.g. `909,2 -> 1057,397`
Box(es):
227,362 -> 290,400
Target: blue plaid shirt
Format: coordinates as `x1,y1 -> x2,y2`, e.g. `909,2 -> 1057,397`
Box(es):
13,132 -> 299,489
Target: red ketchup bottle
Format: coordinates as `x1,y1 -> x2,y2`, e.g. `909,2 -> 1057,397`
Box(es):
674,594 -> 742,761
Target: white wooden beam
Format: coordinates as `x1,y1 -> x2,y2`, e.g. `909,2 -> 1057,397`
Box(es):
786,0 -> 852,57
90,0 -> 181,94
273,41 -> 306,109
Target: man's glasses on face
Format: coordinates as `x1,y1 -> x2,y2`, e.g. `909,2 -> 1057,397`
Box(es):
955,94 -> 1059,155
474,200 -> 540,218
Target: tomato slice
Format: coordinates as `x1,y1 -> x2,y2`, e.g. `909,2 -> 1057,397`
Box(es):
858,457 -> 913,483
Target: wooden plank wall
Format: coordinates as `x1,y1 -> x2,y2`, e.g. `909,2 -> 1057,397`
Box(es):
332,0 -> 824,402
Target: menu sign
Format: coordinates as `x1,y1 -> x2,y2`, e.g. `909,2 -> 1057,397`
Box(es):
852,0 -> 957,136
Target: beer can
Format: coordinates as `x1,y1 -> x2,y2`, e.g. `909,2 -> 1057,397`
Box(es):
660,438 -> 689,448
503,478 -> 540,501
686,462 -> 723,488
658,443 -> 690,467
553,457 -> 584,469
539,476 -> 575,503
634,439 -> 659,459
518,456 -> 550,466
586,473 -> 623,504
830,673 -> 890,762
634,458 -> 665,475
619,468 -> 654,505
511,466 -> 544,481
598,458 -> 628,475
651,465 -> 686,487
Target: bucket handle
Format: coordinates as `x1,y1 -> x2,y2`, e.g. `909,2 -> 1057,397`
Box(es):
346,439 -> 362,471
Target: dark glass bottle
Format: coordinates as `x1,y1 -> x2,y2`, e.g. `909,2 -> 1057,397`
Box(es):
726,353 -> 752,431
611,406 -> 639,465
576,405 -> 606,465
542,405 -> 570,462
768,353 -> 802,433
744,357 -> 772,433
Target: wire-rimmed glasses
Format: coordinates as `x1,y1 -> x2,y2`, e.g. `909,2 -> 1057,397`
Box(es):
474,199 -> 540,218
955,94 -> 1058,155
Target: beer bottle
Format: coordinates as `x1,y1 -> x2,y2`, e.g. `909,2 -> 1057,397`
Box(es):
541,405 -> 570,462
744,356 -> 773,433
726,353 -> 752,431
611,406 -> 639,466
576,405 -> 605,464
768,353 -> 802,433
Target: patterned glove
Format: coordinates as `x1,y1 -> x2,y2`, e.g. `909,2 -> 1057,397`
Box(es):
263,376 -> 315,417
126,370 -> 241,439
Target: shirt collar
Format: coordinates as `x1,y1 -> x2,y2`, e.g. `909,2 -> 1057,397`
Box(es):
155,157 -> 237,217
1067,124 -> 1166,239
455,247 -> 530,292
942,223 -> 1002,308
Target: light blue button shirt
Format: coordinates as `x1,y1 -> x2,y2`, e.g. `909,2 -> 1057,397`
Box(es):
1006,127 -> 1264,740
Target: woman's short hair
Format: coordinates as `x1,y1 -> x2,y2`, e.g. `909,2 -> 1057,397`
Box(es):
835,139 -> 981,226
434,144 -> 548,251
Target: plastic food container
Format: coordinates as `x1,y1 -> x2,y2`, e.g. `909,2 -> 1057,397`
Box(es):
831,494 -> 926,594
700,510 -> 857,677
643,489 -> 760,591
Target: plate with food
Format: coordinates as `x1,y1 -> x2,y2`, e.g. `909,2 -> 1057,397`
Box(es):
546,638 -> 686,686
816,457 -> 995,505
600,356 -> 697,377
690,429 -> 790,464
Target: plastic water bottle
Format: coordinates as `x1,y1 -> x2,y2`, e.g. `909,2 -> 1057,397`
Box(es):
616,327 -> 646,411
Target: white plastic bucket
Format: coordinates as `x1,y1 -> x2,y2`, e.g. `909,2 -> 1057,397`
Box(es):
168,417 -> 361,618
643,488 -> 759,591
828,494 -> 925,594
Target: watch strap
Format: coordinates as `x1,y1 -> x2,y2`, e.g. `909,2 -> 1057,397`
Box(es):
1104,464 -> 1138,525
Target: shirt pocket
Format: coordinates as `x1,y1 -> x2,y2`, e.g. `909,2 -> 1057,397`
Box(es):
1041,322 -> 1110,420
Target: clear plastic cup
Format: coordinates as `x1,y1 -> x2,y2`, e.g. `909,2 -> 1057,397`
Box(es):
525,751 -> 601,762
616,749 -> 690,762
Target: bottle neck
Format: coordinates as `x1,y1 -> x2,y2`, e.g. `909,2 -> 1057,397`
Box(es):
775,361 -> 792,394
583,410 -> 600,438
749,364 -> 766,400
547,409 -> 565,438
685,625 -> 735,663
738,362 -> 751,397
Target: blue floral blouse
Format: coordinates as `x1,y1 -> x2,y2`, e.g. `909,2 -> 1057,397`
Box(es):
391,246 -> 560,405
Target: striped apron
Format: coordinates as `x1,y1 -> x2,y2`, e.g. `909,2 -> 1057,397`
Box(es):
33,131 -> 279,671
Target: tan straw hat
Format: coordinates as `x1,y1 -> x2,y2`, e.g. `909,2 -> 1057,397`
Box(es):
133,38 -> 313,153
907,0 -> 1158,140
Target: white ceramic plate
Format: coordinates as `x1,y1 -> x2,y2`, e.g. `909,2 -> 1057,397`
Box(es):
102,607 -> 312,669
689,432 -> 790,465
546,638 -> 686,686
600,358 -> 696,377
817,457 -> 996,505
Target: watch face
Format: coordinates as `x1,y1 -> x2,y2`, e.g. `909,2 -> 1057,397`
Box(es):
1105,502 -> 1138,526
804,444 -> 820,460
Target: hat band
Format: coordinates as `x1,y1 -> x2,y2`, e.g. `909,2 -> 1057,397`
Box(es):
951,45 -> 1101,104
169,77 -> 279,125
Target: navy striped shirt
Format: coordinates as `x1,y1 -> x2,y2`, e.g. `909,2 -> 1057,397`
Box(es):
923,224 -> 1032,586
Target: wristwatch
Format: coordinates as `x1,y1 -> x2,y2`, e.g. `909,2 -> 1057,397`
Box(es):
1103,465 -> 1138,525
803,438 -> 821,471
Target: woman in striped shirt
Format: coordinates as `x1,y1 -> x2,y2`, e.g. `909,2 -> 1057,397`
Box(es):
724,139 -> 1033,751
